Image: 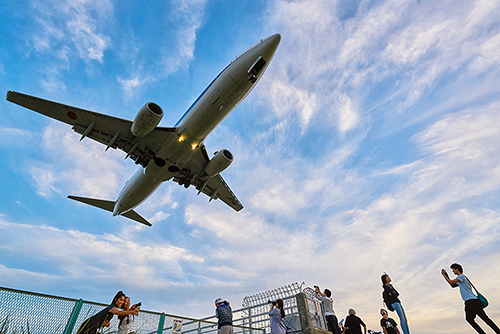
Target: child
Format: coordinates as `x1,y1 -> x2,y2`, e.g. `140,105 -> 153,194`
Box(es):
380,309 -> 400,334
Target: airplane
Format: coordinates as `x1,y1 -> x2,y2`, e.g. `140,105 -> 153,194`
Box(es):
6,33 -> 281,227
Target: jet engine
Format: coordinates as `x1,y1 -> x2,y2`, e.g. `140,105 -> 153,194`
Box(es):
205,149 -> 233,177
131,102 -> 163,137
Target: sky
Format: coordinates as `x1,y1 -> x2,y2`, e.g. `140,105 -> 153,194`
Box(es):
1,0 -> 500,333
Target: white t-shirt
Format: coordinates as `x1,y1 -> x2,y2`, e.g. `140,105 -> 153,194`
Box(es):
118,314 -> 135,334
318,296 -> 335,316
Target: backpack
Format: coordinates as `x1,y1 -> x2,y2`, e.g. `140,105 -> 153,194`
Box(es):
382,290 -> 394,312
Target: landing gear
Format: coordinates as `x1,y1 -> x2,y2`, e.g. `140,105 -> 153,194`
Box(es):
178,177 -> 191,188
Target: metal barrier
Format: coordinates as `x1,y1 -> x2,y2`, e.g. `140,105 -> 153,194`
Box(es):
200,283 -> 328,334
0,286 -> 264,334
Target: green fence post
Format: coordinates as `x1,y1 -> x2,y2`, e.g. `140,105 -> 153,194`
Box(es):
63,299 -> 83,334
157,313 -> 166,334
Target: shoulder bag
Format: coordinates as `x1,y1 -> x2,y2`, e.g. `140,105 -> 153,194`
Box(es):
465,276 -> 488,308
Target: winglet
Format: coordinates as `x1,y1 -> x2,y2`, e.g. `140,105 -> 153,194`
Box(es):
68,195 -> 152,227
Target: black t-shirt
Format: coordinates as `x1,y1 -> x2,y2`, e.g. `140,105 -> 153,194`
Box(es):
380,317 -> 398,334
383,284 -> 401,304
344,315 -> 365,334
78,305 -> 115,334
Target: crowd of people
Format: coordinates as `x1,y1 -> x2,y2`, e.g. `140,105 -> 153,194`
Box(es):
77,263 -> 498,334
307,263 -> 499,334
212,263 -> 500,334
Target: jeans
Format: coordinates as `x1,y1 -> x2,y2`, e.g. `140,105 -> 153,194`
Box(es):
465,299 -> 500,334
325,314 -> 341,334
392,302 -> 410,334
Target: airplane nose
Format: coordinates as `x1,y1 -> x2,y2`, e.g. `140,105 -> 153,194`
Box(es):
262,33 -> 281,55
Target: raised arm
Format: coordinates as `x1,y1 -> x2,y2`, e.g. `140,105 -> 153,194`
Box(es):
441,269 -> 460,286
109,307 -> 139,317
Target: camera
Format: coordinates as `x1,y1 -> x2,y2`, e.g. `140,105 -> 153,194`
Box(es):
135,302 -> 142,308
268,300 -> 277,306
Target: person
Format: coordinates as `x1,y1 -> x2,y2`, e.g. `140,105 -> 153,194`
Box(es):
381,274 -> 409,334
380,309 -> 400,334
341,309 -> 366,334
269,299 -> 286,334
441,263 -> 500,334
215,298 -> 233,334
77,291 -> 139,334
314,285 -> 341,334
118,296 -> 140,334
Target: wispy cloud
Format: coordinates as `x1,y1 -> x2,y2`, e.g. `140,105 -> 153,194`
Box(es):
26,122 -> 132,198
261,0 -> 500,134
31,0 -> 113,63
0,218 -> 204,289
116,0 -> 208,99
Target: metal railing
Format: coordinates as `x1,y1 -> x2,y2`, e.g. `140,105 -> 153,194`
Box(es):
0,286 -> 264,334
200,283 -> 328,334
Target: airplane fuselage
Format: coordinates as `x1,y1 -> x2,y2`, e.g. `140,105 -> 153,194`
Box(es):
113,34 -> 281,216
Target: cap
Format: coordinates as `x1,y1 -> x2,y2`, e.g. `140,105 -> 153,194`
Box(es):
215,298 -> 224,305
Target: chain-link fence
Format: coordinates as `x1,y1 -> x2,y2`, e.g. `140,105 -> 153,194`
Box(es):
0,286 -> 264,334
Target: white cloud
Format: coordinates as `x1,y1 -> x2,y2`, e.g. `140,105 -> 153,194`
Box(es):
0,127 -> 33,146
26,122 -> 132,198
149,211 -> 170,223
261,0 -> 500,134
0,219 -> 203,288
31,0 -> 112,63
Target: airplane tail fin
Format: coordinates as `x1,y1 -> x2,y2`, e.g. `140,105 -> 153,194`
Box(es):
67,195 -> 152,227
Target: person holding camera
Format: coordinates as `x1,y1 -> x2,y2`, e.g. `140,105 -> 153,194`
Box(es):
118,297 -> 141,334
269,299 -> 286,334
77,291 -> 139,334
215,298 -> 233,334
442,263 -> 500,334
314,285 -> 341,334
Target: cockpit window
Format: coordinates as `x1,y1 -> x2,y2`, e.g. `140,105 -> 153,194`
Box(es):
247,57 -> 267,83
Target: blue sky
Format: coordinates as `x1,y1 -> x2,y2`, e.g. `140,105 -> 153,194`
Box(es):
1,0 -> 500,333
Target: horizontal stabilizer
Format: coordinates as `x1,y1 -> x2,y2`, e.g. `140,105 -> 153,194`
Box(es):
68,195 -> 115,212
68,195 -> 152,227
122,210 -> 152,227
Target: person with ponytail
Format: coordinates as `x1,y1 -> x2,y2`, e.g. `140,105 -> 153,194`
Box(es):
381,274 -> 410,334
269,299 -> 286,334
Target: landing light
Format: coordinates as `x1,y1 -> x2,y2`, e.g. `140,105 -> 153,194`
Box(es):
178,136 -> 185,142
191,144 -> 197,150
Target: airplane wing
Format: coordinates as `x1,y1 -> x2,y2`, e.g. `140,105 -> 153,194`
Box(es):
6,91 -> 173,167
176,145 -> 244,211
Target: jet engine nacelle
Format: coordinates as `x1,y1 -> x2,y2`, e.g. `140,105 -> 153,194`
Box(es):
205,149 -> 233,177
131,102 -> 163,137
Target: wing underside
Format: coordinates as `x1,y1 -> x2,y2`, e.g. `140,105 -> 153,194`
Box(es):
6,91 -> 173,167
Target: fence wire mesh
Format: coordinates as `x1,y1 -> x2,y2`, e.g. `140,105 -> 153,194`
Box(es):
301,287 -> 327,331
0,287 -> 263,334
201,282 -> 328,334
